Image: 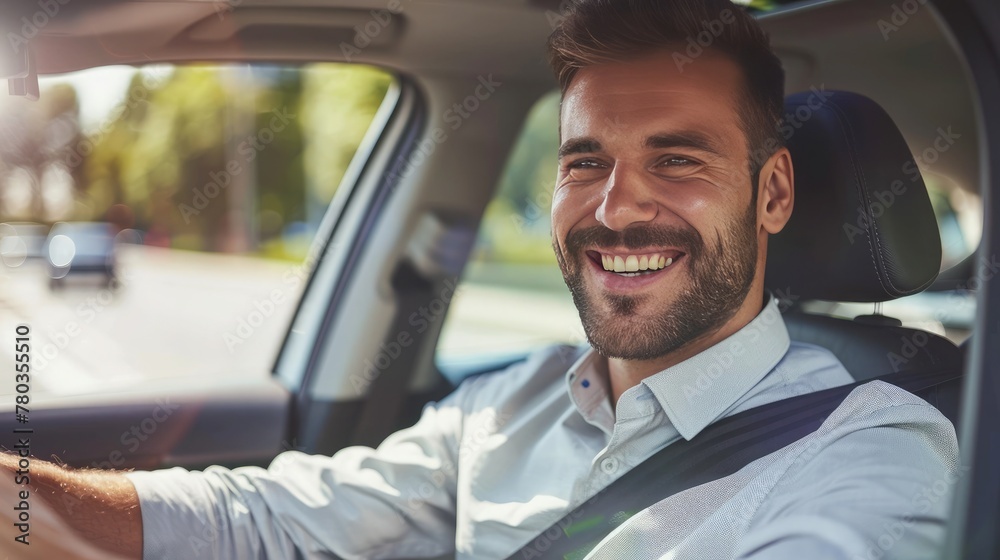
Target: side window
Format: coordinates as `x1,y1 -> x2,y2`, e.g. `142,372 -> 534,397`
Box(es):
0,63 -> 393,397
436,92 -> 585,379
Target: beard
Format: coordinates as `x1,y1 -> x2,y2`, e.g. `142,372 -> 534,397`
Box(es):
555,202 -> 758,361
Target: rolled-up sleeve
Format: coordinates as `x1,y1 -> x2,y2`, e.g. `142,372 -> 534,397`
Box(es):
125,394 -> 466,560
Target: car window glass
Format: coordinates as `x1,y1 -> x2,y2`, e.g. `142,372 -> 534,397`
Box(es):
0,63 -> 394,397
436,92 -> 585,381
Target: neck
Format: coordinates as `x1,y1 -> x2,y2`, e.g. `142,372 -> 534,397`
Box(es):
606,287 -> 767,407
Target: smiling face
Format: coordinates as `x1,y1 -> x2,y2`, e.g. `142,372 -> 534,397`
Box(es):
552,50 -> 766,361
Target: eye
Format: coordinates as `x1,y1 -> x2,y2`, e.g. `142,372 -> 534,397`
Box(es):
660,156 -> 697,167
566,158 -> 605,170
653,155 -> 704,178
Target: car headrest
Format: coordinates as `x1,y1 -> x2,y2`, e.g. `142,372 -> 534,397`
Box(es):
764,90 -> 942,303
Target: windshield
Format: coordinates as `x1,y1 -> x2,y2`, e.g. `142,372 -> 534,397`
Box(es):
0,62 -> 394,396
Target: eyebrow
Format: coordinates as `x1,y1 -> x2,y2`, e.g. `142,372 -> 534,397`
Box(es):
558,137 -> 602,159
644,132 -> 724,156
558,131 -> 725,160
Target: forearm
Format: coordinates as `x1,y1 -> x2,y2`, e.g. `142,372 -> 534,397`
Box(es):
0,452 -> 142,559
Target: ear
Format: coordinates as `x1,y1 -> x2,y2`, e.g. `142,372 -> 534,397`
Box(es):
757,147 -> 794,234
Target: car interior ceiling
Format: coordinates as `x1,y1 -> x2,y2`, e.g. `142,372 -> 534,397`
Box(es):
25,0 -> 980,210
13,0 -> 982,443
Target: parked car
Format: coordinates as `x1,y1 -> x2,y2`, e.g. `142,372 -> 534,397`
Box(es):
44,222 -> 117,289
0,221 -> 49,267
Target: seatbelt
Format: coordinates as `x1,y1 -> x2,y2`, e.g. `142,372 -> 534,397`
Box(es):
506,367 -> 963,560
352,261 -> 435,448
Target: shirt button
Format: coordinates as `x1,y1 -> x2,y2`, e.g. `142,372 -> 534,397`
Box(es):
600,457 -> 619,475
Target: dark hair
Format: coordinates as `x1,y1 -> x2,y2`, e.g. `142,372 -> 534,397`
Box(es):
547,0 -> 786,186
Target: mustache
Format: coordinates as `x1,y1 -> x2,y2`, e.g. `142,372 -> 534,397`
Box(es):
563,225 -> 703,256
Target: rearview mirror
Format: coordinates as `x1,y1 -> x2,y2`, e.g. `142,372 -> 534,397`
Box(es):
0,42 -> 29,79
0,39 -> 39,101
0,46 -> 38,101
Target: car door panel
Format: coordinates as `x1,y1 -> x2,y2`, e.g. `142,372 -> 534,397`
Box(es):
0,378 -> 288,470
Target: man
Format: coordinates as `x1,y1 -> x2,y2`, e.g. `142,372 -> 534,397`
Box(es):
1,0 -> 959,558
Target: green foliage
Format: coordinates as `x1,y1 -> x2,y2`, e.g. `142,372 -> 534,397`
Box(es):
475,91 -> 561,265
0,63 -> 393,259
301,65 -> 392,203
0,82 -> 81,219
475,198 -> 557,265
493,91 -> 560,217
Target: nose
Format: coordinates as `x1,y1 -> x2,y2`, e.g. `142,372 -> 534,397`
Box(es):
595,164 -> 658,231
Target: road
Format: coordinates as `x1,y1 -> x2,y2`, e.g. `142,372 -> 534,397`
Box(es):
0,246 -> 583,398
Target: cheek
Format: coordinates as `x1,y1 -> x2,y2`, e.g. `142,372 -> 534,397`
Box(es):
551,187 -> 584,234
651,182 -> 738,228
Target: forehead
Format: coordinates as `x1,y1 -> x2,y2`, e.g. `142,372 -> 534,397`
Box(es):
560,50 -> 745,144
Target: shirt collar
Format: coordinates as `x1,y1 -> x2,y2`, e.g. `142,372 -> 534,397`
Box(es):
644,294 -> 790,440
564,293 -> 791,440
564,349 -> 617,433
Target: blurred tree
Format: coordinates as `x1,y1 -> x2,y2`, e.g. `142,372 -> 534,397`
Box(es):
493,91 -> 560,219
299,64 -> 392,232
251,67 -> 305,249
1,63 -> 393,257
472,91 -> 561,266
84,67 -> 232,250
0,83 -> 81,221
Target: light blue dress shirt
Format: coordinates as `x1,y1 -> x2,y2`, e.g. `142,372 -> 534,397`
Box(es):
126,296 -> 960,559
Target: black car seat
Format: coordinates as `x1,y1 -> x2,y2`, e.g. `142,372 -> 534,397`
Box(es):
765,90 -> 963,420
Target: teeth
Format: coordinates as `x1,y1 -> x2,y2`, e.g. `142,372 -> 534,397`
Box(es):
598,252 -> 677,273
